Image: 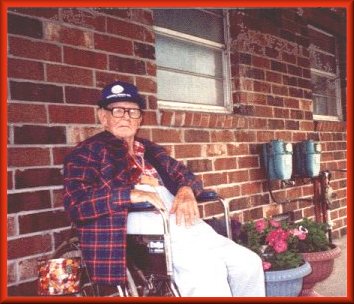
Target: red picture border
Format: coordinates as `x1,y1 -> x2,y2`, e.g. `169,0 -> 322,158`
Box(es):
1,0 -> 352,303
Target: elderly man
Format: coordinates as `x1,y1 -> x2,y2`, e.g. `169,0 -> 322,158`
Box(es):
63,81 -> 265,297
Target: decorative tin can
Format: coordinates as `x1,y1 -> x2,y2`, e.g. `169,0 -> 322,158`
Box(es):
37,257 -> 81,296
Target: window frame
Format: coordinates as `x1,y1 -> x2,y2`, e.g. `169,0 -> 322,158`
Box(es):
308,25 -> 343,121
153,9 -> 232,114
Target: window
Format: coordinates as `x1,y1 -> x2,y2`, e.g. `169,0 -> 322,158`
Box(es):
153,9 -> 231,113
308,25 -> 342,120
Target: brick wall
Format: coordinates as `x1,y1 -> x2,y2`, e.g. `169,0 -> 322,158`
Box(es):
7,7 -> 347,295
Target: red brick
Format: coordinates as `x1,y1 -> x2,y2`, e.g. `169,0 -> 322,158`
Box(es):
15,168 -> 63,189
146,61 -> 157,77
9,7 -> 59,19
53,189 -> 64,208
48,104 -> 95,124
8,280 -> 38,296
8,36 -> 62,62
141,111 -> 158,126
136,77 -> 157,94
272,84 -> 288,96
175,144 -> 202,158
64,46 -> 107,69
14,125 -> 66,144
210,130 -> 234,142
202,172 -> 227,187
270,60 -> 286,72
94,33 -> 133,55
8,58 -> 44,80
8,103 -> 47,123
53,146 -> 75,165
8,13 -> 43,39
214,158 -> 237,171
8,171 -> 13,190
107,17 -> 154,42
19,258 -> 38,281
241,182 -> 262,195
238,156 -> 258,168
206,144 -> 227,157
288,87 -> 304,98
284,98 -> 300,109
252,55 -> 270,69
19,210 -> 70,234
44,23 -> 93,48
253,81 -> 271,93
130,9 -> 153,25
266,71 -> 282,83
281,52 -> 297,64
249,168 -> 264,180
96,8 -> 130,19
253,105 -> 273,117
10,81 -> 63,103
275,131 -> 292,142
274,108 -> 289,118
7,216 -> 17,238
134,42 -> 155,59
234,130 -> 257,142
8,190 -> 51,214
248,117 -> 268,129
268,119 -> 285,130
218,185 -> 240,198
184,130 -> 210,143
65,86 -> 100,105
61,8 -> 106,31
109,55 -> 146,75
160,111 -> 173,126
152,129 -> 182,143
67,126 -> 103,144
7,261 -> 17,283
47,64 -> 93,85
95,71 -> 134,88
257,131 -> 275,142
8,147 -> 50,167
8,234 -> 52,259
203,201 -> 225,217
187,159 -> 212,173
227,143 -> 249,156
229,197 -> 249,212
285,120 -> 299,130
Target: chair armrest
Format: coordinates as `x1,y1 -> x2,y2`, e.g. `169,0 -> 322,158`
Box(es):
128,202 -> 155,212
196,190 -> 219,202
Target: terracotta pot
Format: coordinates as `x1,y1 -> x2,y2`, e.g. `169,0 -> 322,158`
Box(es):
300,245 -> 341,296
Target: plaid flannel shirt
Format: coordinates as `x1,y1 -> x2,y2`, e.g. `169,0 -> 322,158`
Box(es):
63,131 -> 203,286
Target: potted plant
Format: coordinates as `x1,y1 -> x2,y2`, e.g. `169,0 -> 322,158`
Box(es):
238,218 -> 312,296
293,218 -> 341,296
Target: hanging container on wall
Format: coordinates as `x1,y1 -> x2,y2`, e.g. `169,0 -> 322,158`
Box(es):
262,139 -> 293,180
293,140 -> 322,178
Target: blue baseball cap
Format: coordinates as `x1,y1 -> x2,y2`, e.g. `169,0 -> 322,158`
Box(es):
98,81 -> 146,109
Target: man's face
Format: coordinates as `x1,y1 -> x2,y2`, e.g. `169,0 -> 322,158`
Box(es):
98,101 -> 142,140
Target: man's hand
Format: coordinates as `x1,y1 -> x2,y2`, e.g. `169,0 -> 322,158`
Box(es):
130,189 -> 166,211
170,186 -> 200,226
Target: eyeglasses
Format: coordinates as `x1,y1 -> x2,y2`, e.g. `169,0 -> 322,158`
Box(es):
103,106 -> 143,119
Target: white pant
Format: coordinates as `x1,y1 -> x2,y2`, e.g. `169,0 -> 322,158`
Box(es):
127,185 -> 265,297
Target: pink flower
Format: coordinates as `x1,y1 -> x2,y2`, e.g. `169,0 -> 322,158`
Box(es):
255,219 -> 267,233
270,219 -> 281,228
266,228 -> 289,246
273,240 -> 288,253
291,226 -> 308,240
262,261 -> 272,270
